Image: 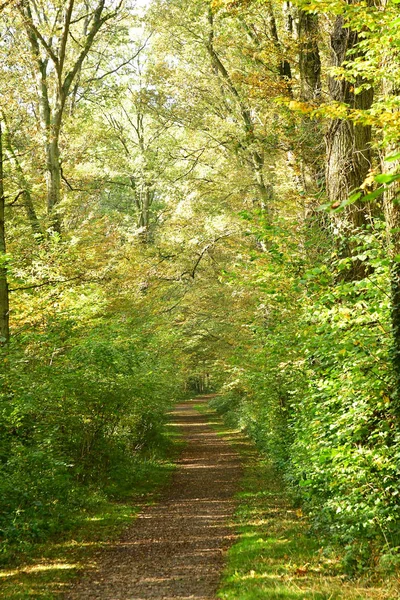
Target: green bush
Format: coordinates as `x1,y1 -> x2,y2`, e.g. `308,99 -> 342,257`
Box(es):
215,222 -> 400,571
0,319 -> 183,562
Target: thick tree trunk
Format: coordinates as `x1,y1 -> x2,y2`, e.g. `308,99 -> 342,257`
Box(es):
326,17 -> 373,213
138,183 -> 154,230
382,70 -> 400,398
46,134 -> 62,217
30,40 -> 62,232
42,93 -> 63,232
384,176 -> 400,386
21,0 -> 111,234
325,15 -> 373,277
0,122 -> 10,344
293,10 -> 323,198
252,152 -> 272,210
269,1 -> 292,93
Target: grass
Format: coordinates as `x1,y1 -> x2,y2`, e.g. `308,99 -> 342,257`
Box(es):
194,402 -> 400,600
0,419 -> 183,599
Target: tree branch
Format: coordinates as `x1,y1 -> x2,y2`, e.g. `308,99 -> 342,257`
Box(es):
19,0 -> 59,66
6,189 -> 25,206
85,37 -> 151,84
58,0 -> 75,78
9,275 -> 84,293
61,170 -> 87,192
181,232 -> 234,280
62,0 -> 124,97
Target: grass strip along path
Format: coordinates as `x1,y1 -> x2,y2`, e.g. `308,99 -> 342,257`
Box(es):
2,397 -> 399,599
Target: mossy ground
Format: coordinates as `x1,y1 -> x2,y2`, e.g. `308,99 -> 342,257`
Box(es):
194,402 -> 400,600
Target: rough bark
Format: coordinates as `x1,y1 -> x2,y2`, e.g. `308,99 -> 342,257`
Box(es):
384,169 -> 400,388
325,15 -> 374,278
326,16 -> 373,223
382,71 -> 400,399
268,1 -> 292,93
297,12 -> 321,102
290,9 -> 323,200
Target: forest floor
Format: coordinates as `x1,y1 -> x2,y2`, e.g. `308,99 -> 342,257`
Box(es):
1,398 -> 399,599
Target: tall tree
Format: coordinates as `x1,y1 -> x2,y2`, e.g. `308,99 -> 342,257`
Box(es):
17,0 -> 124,231
325,14 -> 373,233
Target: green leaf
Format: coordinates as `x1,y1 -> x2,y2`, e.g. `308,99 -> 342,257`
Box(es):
384,152 -> 400,162
362,187 -> 385,201
316,202 -> 332,212
332,192 -> 362,213
342,192 -> 362,206
375,173 -> 400,184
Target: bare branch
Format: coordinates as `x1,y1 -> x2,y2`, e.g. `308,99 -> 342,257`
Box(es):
181,232 -> 234,280
6,190 -> 25,207
85,36 -> 152,84
9,275 -> 84,293
61,170 -> 87,192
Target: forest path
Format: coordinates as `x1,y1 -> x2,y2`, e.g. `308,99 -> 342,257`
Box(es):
65,398 -> 242,600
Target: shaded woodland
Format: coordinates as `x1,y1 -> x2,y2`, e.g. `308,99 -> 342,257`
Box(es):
1,0 -> 400,576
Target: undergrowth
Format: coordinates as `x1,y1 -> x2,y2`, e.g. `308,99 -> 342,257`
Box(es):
0,417 -> 183,600
196,402 -> 400,600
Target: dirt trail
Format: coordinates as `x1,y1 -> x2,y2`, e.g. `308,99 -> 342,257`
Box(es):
65,398 -> 242,600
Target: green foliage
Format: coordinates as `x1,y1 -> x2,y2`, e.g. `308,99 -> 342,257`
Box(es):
289,225 -> 400,571
213,218 -> 400,572
0,452 -> 179,600
0,313 -> 184,561
198,404 -> 397,600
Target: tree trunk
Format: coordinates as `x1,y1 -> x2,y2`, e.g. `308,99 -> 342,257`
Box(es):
326,16 -> 373,216
206,8 -> 273,213
293,9 -> 323,198
382,70 -> 400,400
138,183 -> 153,230
46,133 -> 62,222
325,15 -> 373,278
0,122 -> 10,344
21,0 -> 112,234
30,43 -> 62,232
252,152 -> 273,211
384,172 -> 400,389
